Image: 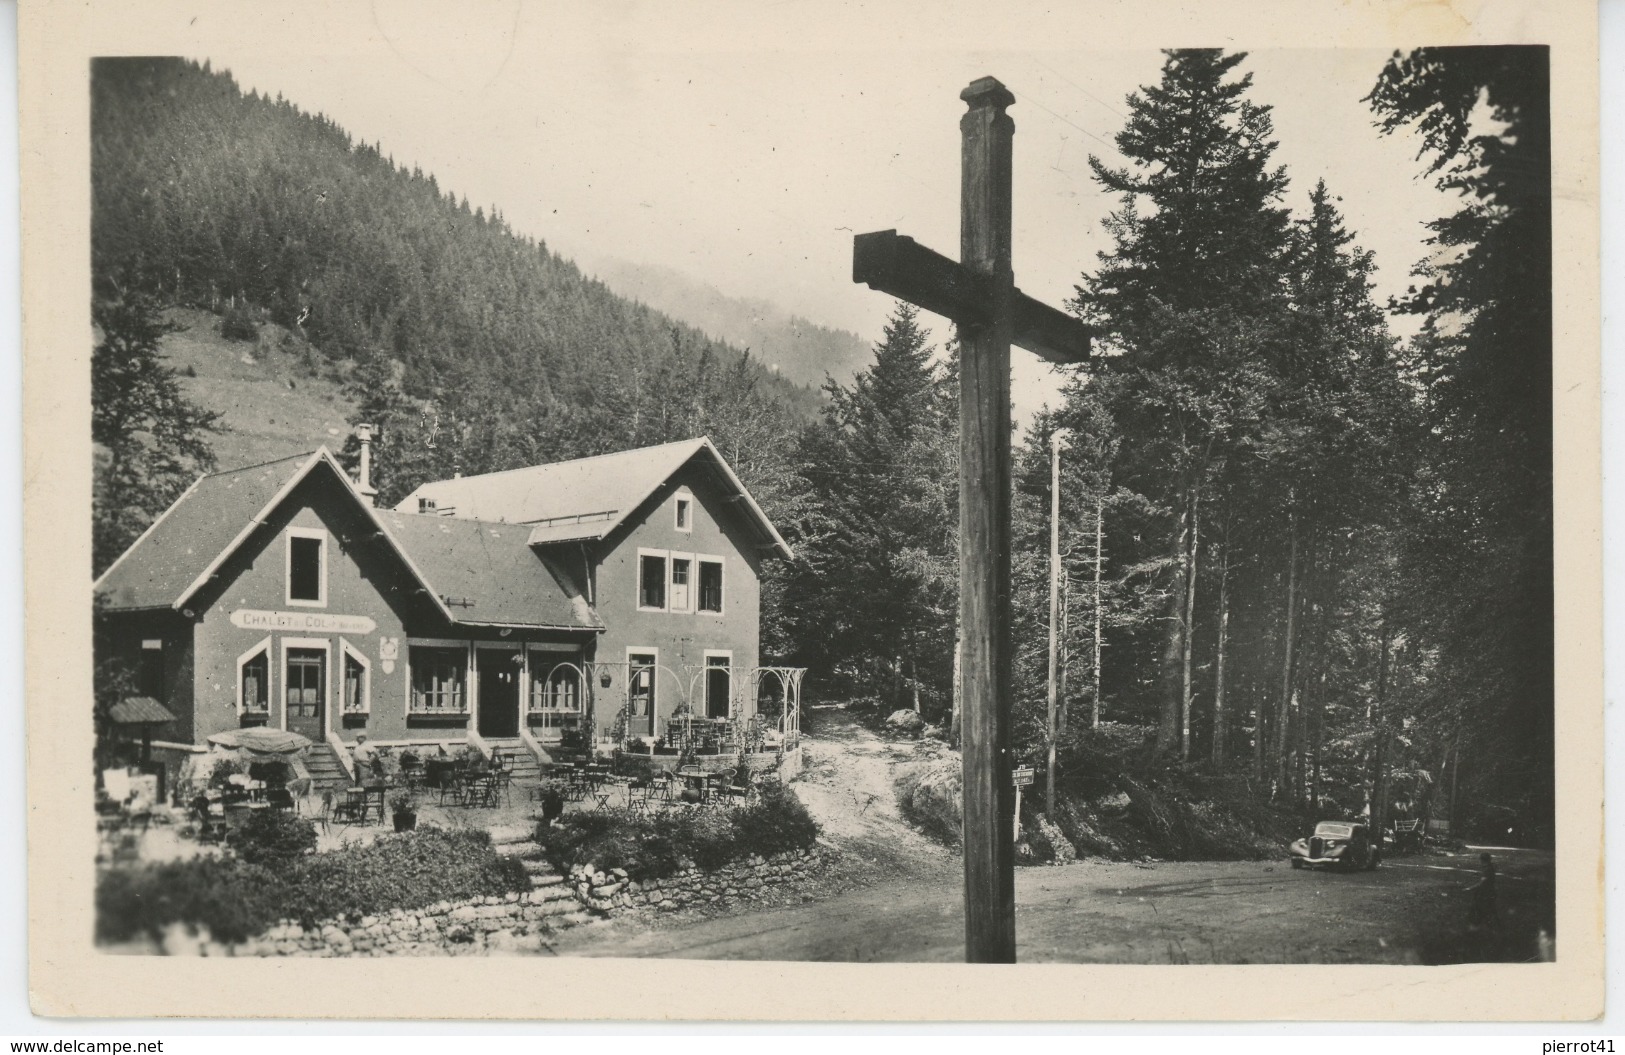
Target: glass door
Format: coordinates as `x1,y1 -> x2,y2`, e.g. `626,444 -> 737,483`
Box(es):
627,654 -> 656,736
285,648 -> 325,741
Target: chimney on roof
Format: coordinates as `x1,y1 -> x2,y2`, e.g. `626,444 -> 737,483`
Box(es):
354,424 -> 379,506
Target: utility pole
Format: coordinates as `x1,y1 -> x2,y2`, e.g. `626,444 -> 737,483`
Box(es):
1092,496 -> 1104,729
1046,428 -> 1070,818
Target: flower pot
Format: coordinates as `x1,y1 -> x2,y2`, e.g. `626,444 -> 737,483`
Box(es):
393,811 -> 417,832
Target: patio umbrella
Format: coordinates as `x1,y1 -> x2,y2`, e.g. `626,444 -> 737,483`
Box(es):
205,727 -> 313,754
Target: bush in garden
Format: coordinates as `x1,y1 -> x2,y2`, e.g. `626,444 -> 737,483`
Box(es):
95,825 -> 531,943
207,756 -> 247,789
287,827 -> 527,925
732,779 -> 820,858
95,855 -> 286,944
227,809 -> 317,869
535,809 -> 667,876
536,780 -> 820,881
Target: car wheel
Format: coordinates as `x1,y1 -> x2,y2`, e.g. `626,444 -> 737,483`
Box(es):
1290,857 -> 1303,869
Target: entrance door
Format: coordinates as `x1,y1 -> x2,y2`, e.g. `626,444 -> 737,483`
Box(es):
705,656 -> 731,718
627,653 -> 656,736
477,649 -> 520,738
285,648 -> 325,741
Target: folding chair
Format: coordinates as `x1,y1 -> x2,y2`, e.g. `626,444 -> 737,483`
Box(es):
333,787 -> 370,826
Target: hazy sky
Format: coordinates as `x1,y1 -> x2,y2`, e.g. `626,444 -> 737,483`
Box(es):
198,3 -> 1457,422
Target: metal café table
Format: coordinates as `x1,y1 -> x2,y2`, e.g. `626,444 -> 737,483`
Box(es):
675,766 -> 710,804
357,782 -> 388,824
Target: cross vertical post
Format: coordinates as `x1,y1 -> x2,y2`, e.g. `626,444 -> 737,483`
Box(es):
850,75 -> 1089,964
957,76 -> 1017,964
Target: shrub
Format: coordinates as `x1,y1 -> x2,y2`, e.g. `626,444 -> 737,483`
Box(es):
288,827 -> 527,925
536,780 -> 820,881
227,810 -> 317,869
207,756 -> 247,788
96,855 -> 286,944
733,780 -> 820,858
220,303 -> 259,341
95,825 -> 530,943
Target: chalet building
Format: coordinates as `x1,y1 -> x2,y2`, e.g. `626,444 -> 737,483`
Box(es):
94,437 -> 797,786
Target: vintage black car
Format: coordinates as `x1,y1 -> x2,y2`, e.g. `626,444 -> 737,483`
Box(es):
1289,820 -> 1382,871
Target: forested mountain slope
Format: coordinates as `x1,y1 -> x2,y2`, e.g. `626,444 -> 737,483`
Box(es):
92,57 -> 819,506
589,257 -> 871,388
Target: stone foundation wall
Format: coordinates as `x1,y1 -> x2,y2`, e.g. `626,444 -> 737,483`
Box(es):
249,885 -> 591,956
567,845 -> 832,914
146,877 -> 587,957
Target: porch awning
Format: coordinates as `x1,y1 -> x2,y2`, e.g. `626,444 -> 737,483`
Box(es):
108,696 -> 176,725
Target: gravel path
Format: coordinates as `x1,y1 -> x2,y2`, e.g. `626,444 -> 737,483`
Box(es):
546,708 -> 1556,963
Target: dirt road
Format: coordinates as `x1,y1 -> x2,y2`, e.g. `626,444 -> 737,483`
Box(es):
549,846 -> 1553,963
546,709 -> 1555,964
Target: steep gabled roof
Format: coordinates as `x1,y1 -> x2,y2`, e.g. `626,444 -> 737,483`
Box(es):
395,437 -> 792,558
95,450 -> 324,612
95,448 -> 602,631
374,510 -> 602,630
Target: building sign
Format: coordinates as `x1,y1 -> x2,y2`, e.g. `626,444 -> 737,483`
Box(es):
230,609 -> 377,635
379,636 -> 400,674
1011,765 -> 1035,787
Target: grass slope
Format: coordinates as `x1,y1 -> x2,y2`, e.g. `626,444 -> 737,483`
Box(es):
160,307 -> 359,471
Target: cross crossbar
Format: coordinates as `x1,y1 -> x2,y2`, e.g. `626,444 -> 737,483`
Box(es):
852,229 -> 1090,364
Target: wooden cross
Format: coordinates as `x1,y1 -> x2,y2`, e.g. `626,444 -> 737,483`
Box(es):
851,76 -> 1090,964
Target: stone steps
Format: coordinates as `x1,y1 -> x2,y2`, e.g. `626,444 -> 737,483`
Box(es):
303,744 -> 353,794
487,740 -> 544,784
483,817 -> 583,917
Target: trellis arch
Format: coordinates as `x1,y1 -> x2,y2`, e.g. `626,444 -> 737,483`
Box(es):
751,666 -> 805,745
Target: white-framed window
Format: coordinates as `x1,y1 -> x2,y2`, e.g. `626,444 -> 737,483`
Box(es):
669,552 -> 694,612
407,638 -> 470,714
703,649 -> 733,719
236,636 -> 273,714
697,555 -> 725,615
529,660 -> 584,742
340,638 -> 371,715
284,526 -> 328,607
637,547 -> 669,611
674,490 -> 693,532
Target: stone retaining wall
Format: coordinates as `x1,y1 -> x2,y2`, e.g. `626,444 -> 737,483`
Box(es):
567,846 -> 832,914
146,829 -> 830,956
610,750 -> 789,779
145,876 -> 588,957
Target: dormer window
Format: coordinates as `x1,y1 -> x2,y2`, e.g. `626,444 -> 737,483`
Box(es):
675,494 -> 692,532
418,497 -> 437,513
285,527 -> 327,607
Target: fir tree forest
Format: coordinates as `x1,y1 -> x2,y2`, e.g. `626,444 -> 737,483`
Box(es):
91,49 -> 1554,848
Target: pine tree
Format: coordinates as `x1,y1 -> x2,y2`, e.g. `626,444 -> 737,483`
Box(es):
1070,49 -> 1293,759
92,294 -> 220,574
1368,46 -> 1554,843
782,304 -> 958,717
